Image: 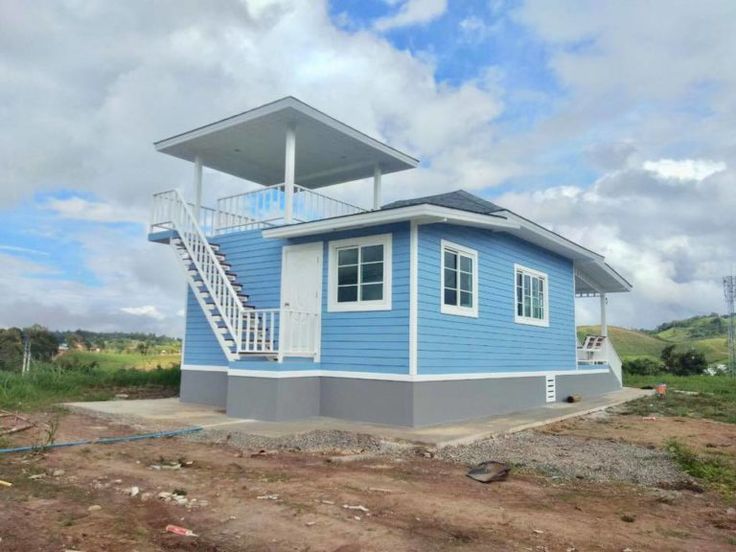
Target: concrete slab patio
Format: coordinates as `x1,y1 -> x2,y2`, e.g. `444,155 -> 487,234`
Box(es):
65,387 -> 650,447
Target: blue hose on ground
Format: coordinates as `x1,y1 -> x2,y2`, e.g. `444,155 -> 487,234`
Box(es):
0,426 -> 203,455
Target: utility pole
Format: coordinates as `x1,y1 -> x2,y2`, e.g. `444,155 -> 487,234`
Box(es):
21,334 -> 31,375
724,273 -> 736,375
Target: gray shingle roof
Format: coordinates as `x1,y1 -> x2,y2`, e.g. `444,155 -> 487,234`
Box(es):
381,190 -> 505,215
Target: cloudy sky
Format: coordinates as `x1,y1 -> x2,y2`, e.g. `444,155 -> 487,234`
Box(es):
1,0 -> 734,335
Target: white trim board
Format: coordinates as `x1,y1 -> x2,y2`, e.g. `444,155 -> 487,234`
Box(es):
409,221 -> 418,376
182,364 -> 228,373
226,368 -> 611,381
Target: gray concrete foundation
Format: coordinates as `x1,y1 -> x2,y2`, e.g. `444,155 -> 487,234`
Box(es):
184,368 -> 621,426
556,369 -> 621,400
226,376 -> 320,421
180,369 -> 228,409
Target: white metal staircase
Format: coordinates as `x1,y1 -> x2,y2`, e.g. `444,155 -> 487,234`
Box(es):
151,189 -> 319,361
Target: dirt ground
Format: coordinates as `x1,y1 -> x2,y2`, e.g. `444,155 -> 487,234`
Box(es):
1,410 -> 736,551
542,408 -> 736,458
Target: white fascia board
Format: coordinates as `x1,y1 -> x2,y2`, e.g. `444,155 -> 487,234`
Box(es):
261,205 -> 520,239
501,211 -> 604,262
154,97 -> 418,168
226,368 -> 611,381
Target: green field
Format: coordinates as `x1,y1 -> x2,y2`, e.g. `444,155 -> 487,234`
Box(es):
0,363 -> 180,411
58,351 -> 180,371
623,374 -> 736,424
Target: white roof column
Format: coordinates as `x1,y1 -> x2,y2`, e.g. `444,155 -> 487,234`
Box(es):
600,293 -> 608,337
373,165 -> 382,210
193,155 -> 203,222
284,123 -> 296,224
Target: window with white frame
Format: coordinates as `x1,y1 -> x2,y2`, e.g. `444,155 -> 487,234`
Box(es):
514,264 -> 549,326
328,234 -> 392,312
441,240 -> 478,317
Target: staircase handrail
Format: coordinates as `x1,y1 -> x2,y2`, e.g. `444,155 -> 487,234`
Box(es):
154,189 -> 244,348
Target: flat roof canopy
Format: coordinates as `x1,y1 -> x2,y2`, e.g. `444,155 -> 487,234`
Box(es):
154,97 -> 419,189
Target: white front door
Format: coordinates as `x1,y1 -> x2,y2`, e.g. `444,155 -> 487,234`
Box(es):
280,242 -> 323,359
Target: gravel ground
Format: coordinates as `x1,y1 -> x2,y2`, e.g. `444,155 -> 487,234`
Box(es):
190,428 -> 405,455
437,431 -> 687,487
67,406 -> 689,488
193,426 -> 688,488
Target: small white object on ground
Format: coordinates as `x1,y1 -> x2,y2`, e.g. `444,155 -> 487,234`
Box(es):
256,494 -> 279,500
343,504 -> 369,513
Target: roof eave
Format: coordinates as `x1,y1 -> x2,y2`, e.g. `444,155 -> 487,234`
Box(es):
261,205 -> 520,239
153,96 -> 419,168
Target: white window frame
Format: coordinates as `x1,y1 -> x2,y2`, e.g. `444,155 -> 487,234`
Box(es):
440,240 -> 479,318
514,263 -> 550,327
327,233 -> 392,312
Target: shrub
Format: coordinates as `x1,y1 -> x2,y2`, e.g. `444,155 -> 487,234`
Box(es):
660,345 -> 708,376
623,357 -> 664,375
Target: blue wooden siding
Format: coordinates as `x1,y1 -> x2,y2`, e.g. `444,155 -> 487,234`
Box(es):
182,223 -> 410,374
293,222 -> 410,374
417,223 -> 577,375
182,289 -> 228,366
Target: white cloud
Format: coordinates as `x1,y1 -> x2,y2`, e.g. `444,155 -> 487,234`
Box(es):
0,245 -> 48,256
643,159 -> 726,182
44,197 -> 144,223
374,0 -> 448,31
120,305 -> 166,320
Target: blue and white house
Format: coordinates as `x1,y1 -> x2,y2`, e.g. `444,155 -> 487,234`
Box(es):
149,97 -> 631,426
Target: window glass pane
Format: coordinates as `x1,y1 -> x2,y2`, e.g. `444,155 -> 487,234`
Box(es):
524,274 -> 531,292
444,250 -> 457,270
517,272 -> 522,287
338,265 -> 358,286
338,248 -> 358,266
444,267 -> 457,288
532,277 -> 539,295
517,301 -> 524,316
337,285 -> 358,303
361,245 -> 384,263
444,288 -> 457,306
361,283 -> 383,301
460,255 -> 473,273
524,296 -> 531,317
361,262 -> 383,283
460,291 -> 473,308
460,272 -> 472,292
539,279 -> 544,293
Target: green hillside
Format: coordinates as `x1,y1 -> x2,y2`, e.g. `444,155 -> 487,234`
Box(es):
577,326 -> 667,359
578,314 -> 731,365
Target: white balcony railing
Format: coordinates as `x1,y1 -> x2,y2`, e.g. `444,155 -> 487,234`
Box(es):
216,183 -> 366,231
577,335 -> 622,384
240,308 -> 320,358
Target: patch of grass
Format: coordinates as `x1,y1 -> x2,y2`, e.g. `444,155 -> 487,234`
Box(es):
0,363 -> 180,411
667,439 -> 736,497
622,374 -> 736,424
59,351 -> 180,371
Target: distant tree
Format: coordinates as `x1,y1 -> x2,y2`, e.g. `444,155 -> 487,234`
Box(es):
25,325 -> 59,361
660,344 -> 707,376
660,344 -> 677,369
0,328 -> 23,371
670,349 -> 707,376
623,357 -> 664,376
